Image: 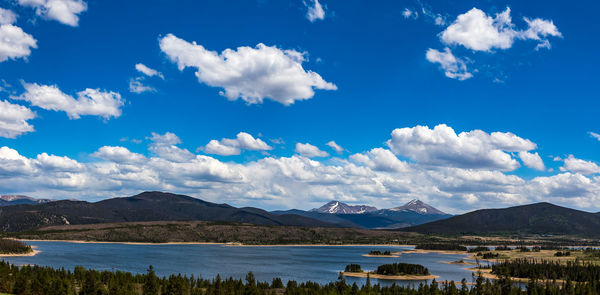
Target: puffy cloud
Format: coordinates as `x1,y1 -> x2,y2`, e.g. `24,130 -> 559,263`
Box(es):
518,151 -> 545,171
305,0 -> 325,22
2,126 -> 600,213
426,48 -> 472,80
204,132 -> 272,156
386,124 -> 537,171
0,100 -> 35,138
135,63 -> 164,79
148,132 -> 195,163
440,7 -> 561,52
350,148 -> 408,172
129,78 -> 156,94
0,8 -> 17,25
91,146 -> 146,164
15,81 -> 124,119
0,24 -> 37,62
589,132 -> 600,142
560,155 -> 600,175
326,141 -> 344,154
18,0 -> 87,26
295,142 -> 329,158
159,34 -> 337,105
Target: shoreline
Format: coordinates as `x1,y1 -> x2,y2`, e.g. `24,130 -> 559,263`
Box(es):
341,271 -> 439,281
362,254 -> 401,258
18,239 -> 417,247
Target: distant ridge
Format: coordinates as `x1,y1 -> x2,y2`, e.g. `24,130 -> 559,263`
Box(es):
310,201 -> 377,214
404,202 -> 600,237
0,195 -> 54,207
387,199 -> 446,215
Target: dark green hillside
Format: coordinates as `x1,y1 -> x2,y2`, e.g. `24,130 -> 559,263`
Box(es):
404,202 -> 600,237
0,191 -> 335,232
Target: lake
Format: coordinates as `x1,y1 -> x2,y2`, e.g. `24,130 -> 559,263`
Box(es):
2,241 -> 480,286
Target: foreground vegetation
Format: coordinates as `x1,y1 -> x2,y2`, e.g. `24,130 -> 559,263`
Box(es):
2,260 -> 600,294
0,239 -> 32,254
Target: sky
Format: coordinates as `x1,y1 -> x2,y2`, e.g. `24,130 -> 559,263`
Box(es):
0,0 -> 599,214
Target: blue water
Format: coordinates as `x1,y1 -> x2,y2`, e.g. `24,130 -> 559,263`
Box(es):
3,242 -> 479,286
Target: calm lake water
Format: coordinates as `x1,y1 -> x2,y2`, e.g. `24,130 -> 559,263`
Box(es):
3,241 -> 481,286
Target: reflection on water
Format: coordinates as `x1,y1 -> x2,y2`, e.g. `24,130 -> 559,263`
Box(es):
3,242 -> 481,286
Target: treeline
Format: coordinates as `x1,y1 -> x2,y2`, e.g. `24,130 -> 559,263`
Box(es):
492,259 -> 600,282
0,238 -> 32,254
2,261 -> 600,294
415,243 -> 467,251
375,263 -> 429,276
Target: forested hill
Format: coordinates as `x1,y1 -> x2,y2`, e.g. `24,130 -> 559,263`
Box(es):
0,191 -> 334,232
404,202 -> 600,237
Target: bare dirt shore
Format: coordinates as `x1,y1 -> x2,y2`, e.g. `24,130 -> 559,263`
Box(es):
18,239 -> 416,247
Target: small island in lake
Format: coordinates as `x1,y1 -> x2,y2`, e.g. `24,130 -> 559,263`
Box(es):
363,250 -> 400,257
341,262 -> 439,280
0,239 -> 37,257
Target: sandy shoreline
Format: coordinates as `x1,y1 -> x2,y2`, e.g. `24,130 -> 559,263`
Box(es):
341,271 -> 439,281
18,239 -> 416,247
362,254 -> 401,258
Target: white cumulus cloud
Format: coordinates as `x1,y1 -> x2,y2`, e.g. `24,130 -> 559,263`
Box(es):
440,7 -> 561,52
295,142 -> 329,158
18,0 -> 87,26
0,24 -> 37,62
518,151 -> 545,171
204,132 -> 272,156
129,78 -> 156,94
560,155 -> 600,175
0,8 -> 17,25
387,124 -> 537,171
159,34 -> 337,106
15,81 -> 124,120
0,100 -> 35,138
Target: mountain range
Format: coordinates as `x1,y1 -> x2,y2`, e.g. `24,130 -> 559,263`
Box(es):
273,199 -> 452,229
2,191 -> 600,237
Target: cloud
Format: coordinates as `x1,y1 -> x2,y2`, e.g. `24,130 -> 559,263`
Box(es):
326,141 -> 344,154
387,124 -> 537,171
0,100 -> 35,138
0,8 -> 17,25
204,132 -> 272,156
91,146 -> 146,164
0,24 -> 37,62
159,34 -> 337,105
350,148 -> 408,172
129,78 -> 156,94
305,0 -> 325,22
14,81 -> 124,120
426,48 -> 472,80
18,0 -> 87,26
295,142 -> 329,158
0,126 -> 599,212
518,151 -> 545,171
440,7 -> 561,52
135,63 -> 164,79
148,132 -> 195,163
589,132 -> 600,142
402,8 -> 418,20
560,155 -> 600,175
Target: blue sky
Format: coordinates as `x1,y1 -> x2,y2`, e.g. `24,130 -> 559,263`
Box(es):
0,0 -> 598,213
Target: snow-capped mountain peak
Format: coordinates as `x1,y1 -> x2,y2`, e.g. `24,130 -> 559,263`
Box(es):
389,199 -> 446,215
310,201 -> 378,214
